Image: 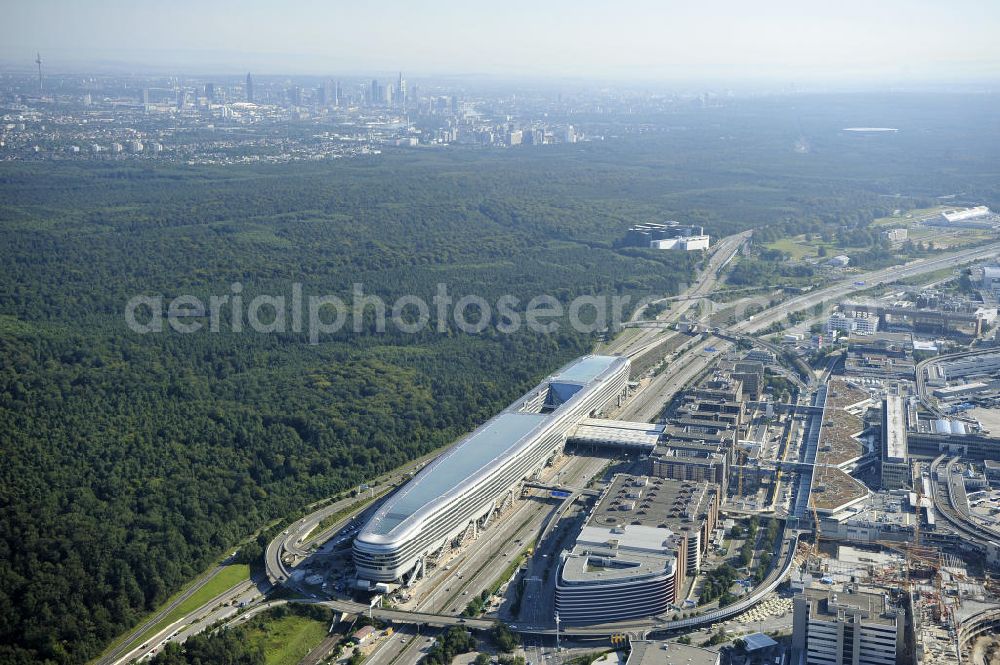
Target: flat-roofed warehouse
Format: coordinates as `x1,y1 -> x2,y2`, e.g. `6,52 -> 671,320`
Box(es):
353,355 -> 629,589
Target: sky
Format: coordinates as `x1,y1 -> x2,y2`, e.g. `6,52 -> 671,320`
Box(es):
3,0 -> 999,83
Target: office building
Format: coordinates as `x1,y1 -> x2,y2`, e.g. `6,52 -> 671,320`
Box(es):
354,356 -> 629,588
554,474 -> 720,624
880,396 -> 909,490
792,584 -> 903,665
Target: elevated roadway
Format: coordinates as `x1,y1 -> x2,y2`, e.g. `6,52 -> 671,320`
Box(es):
609,231 -> 751,360
930,455 -> 1000,553
915,347 -> 1000,418
735,240 -> 1000,337
287,530 -> 801,639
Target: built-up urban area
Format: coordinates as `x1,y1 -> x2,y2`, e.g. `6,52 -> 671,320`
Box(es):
0,68 -> 711,164
102,204 -> 1000,665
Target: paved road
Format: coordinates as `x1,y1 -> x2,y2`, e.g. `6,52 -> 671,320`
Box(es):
737,240 -> 1000,336
365,454 -> 608,665
113,579 -> 263,664
618,337 -> 732,422
609,231 -> 750,360
94,563 -> 228,665
930,455 -> 1000,549
104,237 -> 1000,663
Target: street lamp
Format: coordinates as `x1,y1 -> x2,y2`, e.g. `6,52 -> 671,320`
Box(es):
554,612 -> 560,652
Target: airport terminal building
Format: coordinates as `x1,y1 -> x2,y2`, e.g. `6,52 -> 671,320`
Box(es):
352,355 -> 630,588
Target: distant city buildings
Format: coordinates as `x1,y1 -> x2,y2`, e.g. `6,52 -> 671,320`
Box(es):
1,69 -> 608,164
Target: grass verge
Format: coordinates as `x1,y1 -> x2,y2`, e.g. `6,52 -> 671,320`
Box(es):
133,564 -> 250,648
245,613 -> 329,665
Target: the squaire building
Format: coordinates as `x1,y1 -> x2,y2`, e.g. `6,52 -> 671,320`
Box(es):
353,355 -> 630,588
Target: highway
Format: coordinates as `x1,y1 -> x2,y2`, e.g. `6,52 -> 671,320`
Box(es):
104,236 -> 1000,663
361,454 -> 609,665
618,336 -> 732,422
736,240 -> 1000,336
298,530 -> 802,639
607,230 -> 751,360
930,455 -> 1000,551
94,562 -> 230,665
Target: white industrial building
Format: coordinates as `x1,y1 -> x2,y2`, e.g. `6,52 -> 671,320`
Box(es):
650,234 -> 711,251
941,206 -> 991,223
827,312 -> 877,337
881,228 -> 908,243
827,255 -> 851,268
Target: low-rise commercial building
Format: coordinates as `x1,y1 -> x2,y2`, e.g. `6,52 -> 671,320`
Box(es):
627,641 -> 720,665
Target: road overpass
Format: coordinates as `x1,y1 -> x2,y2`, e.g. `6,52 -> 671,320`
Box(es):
292,531 -> 801,639
930,455 -> 1000,560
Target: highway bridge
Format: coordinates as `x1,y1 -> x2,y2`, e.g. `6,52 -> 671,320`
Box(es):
915,347 -> 1000,418
930,455 -> 1000,561
289,531 -> 801,640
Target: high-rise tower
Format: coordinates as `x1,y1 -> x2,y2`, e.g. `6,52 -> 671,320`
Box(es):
246,73 -> 255,103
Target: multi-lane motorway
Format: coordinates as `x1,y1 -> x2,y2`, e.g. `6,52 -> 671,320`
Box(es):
738,239 -> 1000,335
609,230 -> 751,360
106,235 -> 1000,664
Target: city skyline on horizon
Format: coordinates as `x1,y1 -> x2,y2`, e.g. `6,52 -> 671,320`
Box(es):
3,0 -> 1000,85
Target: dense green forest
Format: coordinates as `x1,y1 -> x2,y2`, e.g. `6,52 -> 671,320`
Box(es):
2,93 -> 999,664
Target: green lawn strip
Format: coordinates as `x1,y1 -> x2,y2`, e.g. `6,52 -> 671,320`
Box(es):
764,236 -> 834,261
245,613 -> 329,665
871,205 -> 950,227
131,564 -> 251,648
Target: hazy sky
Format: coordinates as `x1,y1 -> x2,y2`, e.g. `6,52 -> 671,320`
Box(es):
4,0 -> 999,82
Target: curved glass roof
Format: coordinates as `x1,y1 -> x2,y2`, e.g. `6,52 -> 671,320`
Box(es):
552,355 -> 619,384
360,355 -> 626,539
368,412 -> 547,535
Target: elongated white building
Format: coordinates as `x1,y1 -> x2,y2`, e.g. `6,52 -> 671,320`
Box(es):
353,355 -> 630,587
